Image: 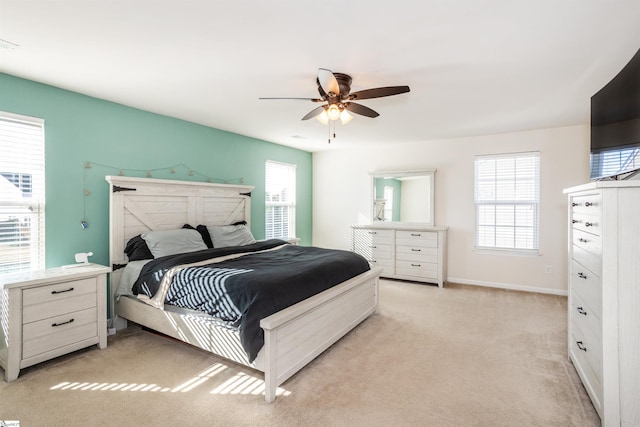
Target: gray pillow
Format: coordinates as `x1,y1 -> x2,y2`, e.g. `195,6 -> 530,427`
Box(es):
141,229 -> 207,258
207,224 -> 256,248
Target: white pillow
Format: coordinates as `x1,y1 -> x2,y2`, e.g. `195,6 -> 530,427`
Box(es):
208,224 -> 256,248
141,229 -> 207,258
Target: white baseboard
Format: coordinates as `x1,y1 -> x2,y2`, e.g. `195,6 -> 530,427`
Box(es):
446,277 -> 568,296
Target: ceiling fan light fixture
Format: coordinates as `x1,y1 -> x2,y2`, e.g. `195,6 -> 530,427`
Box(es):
339,109 -> 353,125
327,104 -> 341,121
316,110 -> 329,125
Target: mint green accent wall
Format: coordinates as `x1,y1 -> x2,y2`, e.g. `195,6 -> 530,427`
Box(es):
0,73 -> 312,269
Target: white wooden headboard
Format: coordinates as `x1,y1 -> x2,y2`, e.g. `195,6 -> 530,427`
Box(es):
105,176 -> 254,317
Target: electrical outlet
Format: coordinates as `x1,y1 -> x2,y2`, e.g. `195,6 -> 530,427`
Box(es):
545,265 -> 552,274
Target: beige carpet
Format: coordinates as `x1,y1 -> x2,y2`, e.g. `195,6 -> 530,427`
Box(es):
0,280 -> 599,426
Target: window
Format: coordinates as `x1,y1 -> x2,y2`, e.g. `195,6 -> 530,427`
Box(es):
383,186 -> 393,221
475,152 -> 539,254
265,160 -> 296,239
590,145 -> 640,179
0,112 -> 45,273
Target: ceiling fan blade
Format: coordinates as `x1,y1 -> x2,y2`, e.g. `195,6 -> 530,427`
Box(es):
259,97 -> 324,102
318,68 -> 340,97
301,106 -> 326,120
348,86 -> 410,100
344,102 -> 379,118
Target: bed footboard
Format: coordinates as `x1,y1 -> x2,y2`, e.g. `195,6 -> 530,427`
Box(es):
115,296 -> 255,367
260,267 -> 381,402
115,267 -> 381,402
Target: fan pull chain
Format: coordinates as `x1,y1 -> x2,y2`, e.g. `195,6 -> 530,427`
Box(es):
325,120 -> 339,144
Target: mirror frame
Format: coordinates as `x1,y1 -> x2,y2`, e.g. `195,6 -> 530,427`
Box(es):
369,169 -> 436,226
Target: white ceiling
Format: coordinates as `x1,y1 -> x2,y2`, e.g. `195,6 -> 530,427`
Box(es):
1,1 -> 639,152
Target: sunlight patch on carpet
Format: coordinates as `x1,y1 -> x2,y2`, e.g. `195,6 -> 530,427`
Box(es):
210,371 -> 291,397
48,362 -> 290,398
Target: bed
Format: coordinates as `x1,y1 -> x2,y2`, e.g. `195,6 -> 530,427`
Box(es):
105,175 -> 381,402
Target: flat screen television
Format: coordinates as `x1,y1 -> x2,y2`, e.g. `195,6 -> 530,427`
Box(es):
590,47 -> 640,180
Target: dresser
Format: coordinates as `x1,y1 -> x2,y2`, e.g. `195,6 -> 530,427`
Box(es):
351,223 -> 447,287
564,182 -> 640,427
0,264 -> 111,381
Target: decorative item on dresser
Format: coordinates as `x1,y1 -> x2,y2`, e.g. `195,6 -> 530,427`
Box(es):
0,264 -> 111,381
352,223 -> 448,287
564,181 -> 640,427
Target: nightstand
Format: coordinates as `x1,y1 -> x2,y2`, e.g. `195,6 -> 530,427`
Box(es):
0,264 -> 111,381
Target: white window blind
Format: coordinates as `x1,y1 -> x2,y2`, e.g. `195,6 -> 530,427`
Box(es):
0,112 -> 45,273
474,152 -> 539,254
265,160 -> 296,239
590,145 -> 640,179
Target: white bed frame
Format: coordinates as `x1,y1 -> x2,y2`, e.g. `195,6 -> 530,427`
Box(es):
105,176 -> 381,402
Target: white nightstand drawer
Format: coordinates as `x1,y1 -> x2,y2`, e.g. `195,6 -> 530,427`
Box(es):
23,307 -> 98,342
23,292 -> 97,324
23,319 -> 98,359
23,277 -> 97,306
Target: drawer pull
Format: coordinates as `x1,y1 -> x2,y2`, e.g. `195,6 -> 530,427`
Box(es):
370,245 -> 377,249
52,318 -> 75,327
368,231 -> 377,235
576,306 -> 588,316
51,287 -> 75,294
410,233 -> 421,237
571,202 -> 580,207
576,341 -> 588,352
411,263 -> 422,267
411,248 -> 421,252
585,202 -> 593,207
578,238 -> 588,243
585,222 -> 594,227
571,219 -> 579,224
577,272 -> 587,279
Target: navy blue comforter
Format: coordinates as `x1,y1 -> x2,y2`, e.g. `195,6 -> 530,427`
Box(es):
132,240 -> 370,362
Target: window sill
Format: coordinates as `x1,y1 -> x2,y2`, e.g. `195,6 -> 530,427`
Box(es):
474,247 -> 540,257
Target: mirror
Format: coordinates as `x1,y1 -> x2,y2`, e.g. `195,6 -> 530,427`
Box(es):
370,169 -> 436,225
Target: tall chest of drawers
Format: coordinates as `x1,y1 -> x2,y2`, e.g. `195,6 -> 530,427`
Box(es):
0,264 -> 110,381
351,224 -> 448,287
564,182 -> 640,427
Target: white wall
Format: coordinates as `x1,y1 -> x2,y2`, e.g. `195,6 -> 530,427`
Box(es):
312,125 -> 590,294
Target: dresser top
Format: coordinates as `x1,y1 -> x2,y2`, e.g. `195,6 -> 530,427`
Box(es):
564,180 -> 640,194
352,222 -> 448,231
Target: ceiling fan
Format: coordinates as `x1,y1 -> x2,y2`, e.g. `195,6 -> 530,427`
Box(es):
260,68 -> 410,125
